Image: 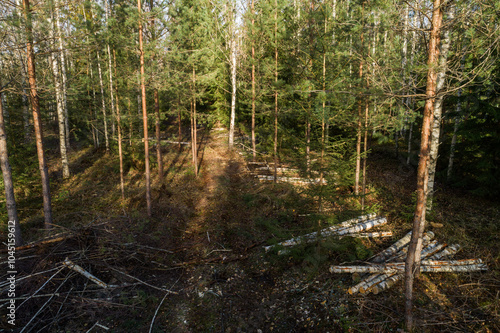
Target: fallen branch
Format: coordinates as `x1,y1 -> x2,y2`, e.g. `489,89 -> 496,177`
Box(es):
0,233 -> 74,253
108,267 -> 177,294
63,258 -> 109,289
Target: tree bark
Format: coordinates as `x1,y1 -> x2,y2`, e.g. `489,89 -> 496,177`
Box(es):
251,0 -> 256,161
138,0 -> 152,217
113,50 -> 125,200
48,7 -> 70,179
54,0 -> 70,149
228,12 -> 237,149
192,67 -> 198,176
427,5 -> 453,213
96,52 -> 110,152
405,1 -> 443,330
23,0 -> 53,229
273,0 -> 278,183
0,92 -> 23,246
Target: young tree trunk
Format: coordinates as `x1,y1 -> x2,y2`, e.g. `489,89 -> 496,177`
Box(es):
404,1 -> 443,330
23,0 -> 53,229
154,89 -> 163,179
149,0 -> 163,180
96,52 -> 110,152
251,0 -> 256,161
107,43 -> 116,139
355,62 -> 363,196
447,88 -> 461,181
427,6 -> 453,213
228,25 -> 237,149
178,99 -> 182,151
138,0 -> 152,217
0,93 -> 23,246
54,0 -> 70,149
48,7 -> 70,179
113,50 -> 125,200
273,0 -> 278,183
193,67 -> 198,176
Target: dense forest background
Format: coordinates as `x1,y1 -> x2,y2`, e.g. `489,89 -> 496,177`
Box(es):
0,0 -> 499,331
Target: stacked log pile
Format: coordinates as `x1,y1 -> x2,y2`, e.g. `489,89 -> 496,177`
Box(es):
329,231 -> 488,294
264,214 -> 392,254
246,161 -> 328,185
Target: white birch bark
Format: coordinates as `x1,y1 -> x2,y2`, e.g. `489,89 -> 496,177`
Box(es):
54,0 -> 70,149
228,30 -> 237,148
48,11 -> 70,178
427,7 -> 453,212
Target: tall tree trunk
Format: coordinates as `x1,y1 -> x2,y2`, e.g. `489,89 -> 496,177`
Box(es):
96,52 -> 110,152
48,9 -> 70,179
405,1 -> 443,330
138,0 -> 152,217
192,67 -> 198,176
355,61 -> 363,195
273,0 -> 278,183
154,89 -> 163,179
0,93 -> 23,246
107,43 -> 116,141
113,50 -> 125,200
251,0 -> 256,161
23,0 -> 53,229
427,6 -> 453,212
54,0 -> 70,149
149,0 -> 163,180
228,16 -> 237,149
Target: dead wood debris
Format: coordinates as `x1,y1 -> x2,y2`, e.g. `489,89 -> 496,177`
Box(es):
264,214 -> 392,254
329,231 -> 488,294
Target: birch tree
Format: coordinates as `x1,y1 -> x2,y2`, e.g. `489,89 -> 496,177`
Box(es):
404,0 -> 444,329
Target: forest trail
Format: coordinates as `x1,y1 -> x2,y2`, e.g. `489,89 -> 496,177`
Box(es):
2,127 -> 498,332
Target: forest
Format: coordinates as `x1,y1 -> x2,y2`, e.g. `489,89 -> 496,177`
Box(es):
0,0 -> 499,331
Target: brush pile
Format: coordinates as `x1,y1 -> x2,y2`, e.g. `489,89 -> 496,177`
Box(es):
329,230 -> 488,295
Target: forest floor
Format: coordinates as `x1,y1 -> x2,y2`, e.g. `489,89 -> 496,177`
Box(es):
1,126 -> 499,332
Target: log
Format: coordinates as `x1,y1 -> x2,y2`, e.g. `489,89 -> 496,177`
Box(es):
0,232 -> 74,252
63,258 -> 109,288
431,244 -> 460,259
344,231 -> 393,238
372,274 -> 402,294
256,175 -> 327,185
359,242 -> 453,295
330,259 -> 486,274
263,215 -> 384,252
370,231 -> 413,263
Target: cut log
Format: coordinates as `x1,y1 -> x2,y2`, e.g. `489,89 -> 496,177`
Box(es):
63,258 -> 109,288
358,242 -> 454,295
431,244 -> 460,259
330,259 -> 486,274
372,274 -> 402,294
370,231 -> 413,263
264,215 -> 384,252
344,231 -> 393,238
256,175 -> 327,185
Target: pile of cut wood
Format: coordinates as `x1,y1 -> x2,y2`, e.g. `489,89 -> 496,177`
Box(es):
264,213 -> 392,254
247,161 -> 328,185
329,231 -> 488,295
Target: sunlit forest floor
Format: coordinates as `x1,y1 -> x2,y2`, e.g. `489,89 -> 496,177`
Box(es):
1,126 -> 499,332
